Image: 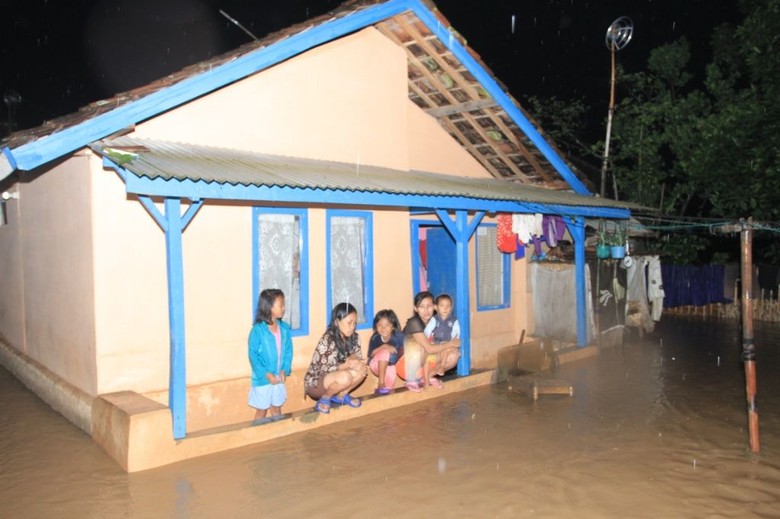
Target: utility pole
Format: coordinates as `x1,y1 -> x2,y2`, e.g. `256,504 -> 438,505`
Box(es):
740,217 -> 760,452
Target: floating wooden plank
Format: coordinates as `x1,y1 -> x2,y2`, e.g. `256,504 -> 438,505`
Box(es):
509,375 -> 574,400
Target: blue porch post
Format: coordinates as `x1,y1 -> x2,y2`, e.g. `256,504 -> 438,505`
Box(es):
434,209 -> 484,376
565,216 -> 588,347
134,194 -> 202,440
164,197 -> 188,439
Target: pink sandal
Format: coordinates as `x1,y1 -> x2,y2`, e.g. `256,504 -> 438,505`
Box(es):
404,381 -> 423,393
428,377 -> 444,390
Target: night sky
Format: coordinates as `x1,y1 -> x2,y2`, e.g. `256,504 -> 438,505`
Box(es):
1,0 -> 740,135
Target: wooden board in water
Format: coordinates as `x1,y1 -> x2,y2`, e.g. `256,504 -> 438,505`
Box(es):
509,375 -> 574,401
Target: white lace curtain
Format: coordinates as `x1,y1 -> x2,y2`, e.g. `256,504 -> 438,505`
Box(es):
330,216 -> 366,323
258,213 -> 301,328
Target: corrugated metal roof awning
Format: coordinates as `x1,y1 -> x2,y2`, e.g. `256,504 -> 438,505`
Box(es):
91,137 -> 640,214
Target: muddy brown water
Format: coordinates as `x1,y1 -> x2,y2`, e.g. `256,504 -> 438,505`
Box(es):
2,317 -> 779,518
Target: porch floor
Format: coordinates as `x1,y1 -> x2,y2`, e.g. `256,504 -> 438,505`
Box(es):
96,369 -> 496,472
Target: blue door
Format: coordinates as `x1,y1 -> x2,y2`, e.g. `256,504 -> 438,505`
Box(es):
425,227 -> 456,297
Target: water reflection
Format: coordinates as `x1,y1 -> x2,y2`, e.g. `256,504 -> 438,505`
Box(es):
1,317 -> 779,517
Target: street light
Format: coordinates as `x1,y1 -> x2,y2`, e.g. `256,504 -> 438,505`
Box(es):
599,16 -> 633,199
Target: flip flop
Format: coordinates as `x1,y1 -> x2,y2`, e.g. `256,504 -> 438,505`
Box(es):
428,377 -> 444,390
342,394 -> 362,408
331,393 -> 362,408
404,381 -> 422,393
313,397 -> 331,414
374,387 -> 391,395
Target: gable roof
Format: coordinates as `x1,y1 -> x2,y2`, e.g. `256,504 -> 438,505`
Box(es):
0,0 -> 590,193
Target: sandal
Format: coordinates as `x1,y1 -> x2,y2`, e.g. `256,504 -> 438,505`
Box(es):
341,394 -> 362,408
428,377 -> 444,390
404,381 -> 422,393
374,387 -> 391,395
313,397 -> 331,414
330,393 -> 362,408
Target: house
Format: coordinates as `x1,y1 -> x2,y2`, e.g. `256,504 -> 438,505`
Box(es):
0,0 -> 633,471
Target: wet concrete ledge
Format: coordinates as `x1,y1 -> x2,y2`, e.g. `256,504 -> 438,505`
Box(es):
93,369 -> 496,473
0,338 -> 93,433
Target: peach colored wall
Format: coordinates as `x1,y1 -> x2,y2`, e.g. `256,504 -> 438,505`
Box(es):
406,102 -> 491,178
16,154 -> 97,395
90,154 -> 169,394
84,25 -> 528,413
135,28 -> 411,170
0,181 -> 25,350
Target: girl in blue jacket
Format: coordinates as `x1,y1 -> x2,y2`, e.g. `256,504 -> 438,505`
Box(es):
248,289 -> 293,420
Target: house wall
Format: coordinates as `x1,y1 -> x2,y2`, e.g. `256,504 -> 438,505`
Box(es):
82,26 -> 530,428
134,28 -> 411,171
406,102 -> 487,178
0,153 -> 98,396
0,181 -> 24,351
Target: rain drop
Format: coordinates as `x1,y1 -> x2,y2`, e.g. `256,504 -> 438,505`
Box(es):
438,457 -> 447,474
511,14 -> 516,34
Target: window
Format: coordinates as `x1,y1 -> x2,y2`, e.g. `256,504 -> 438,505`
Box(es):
326,211 -> 373,329
476,224 -> 510,310
253,208 -> 308,335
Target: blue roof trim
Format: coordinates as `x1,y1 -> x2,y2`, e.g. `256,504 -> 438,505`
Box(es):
1,147 -> 17,171
6,0 -> 590,196
119,170 -> 629,218
6,0 -> 415,174
407,0 -> 590,194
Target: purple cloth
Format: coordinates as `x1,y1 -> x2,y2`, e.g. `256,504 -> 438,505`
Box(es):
531,216 -> 566,257
544,215 -> 566,247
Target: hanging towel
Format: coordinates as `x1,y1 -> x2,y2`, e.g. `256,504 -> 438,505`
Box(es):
512,214 -> 535,244
544,215 -> 567,247
532,213 -> 544,237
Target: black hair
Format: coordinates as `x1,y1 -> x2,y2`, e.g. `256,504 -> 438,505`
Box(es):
327,302 -> 359,363
372,309 -> 400,332
255,289 -> 284,324
434,293 -> 453,305
413,291 -> 434,310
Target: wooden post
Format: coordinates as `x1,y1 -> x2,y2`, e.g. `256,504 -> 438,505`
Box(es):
741,217 -> 760,453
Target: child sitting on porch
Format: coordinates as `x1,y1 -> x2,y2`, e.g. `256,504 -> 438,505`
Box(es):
423,293 -> 461,389
247,289 -> 293,420
367,309 -> 404,395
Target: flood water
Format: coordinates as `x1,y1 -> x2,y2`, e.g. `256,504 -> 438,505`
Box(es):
2,317 -> 779,518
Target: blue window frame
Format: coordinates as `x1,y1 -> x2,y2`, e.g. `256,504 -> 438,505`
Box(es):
326,210 -> 373,330
252,207 -> 309,336
475,223 -> 510,310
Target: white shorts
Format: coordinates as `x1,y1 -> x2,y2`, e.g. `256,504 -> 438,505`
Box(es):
248,384 -> 287,410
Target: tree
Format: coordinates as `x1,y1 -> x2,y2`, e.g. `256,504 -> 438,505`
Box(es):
609,0 -> 780,223
524,0 -> 780,262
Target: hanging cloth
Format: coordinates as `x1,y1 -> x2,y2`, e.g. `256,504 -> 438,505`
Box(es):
511,214 -> 535,244
497,213 -> 517,253
544,215 -> 566,248
647,255 -> 665,321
